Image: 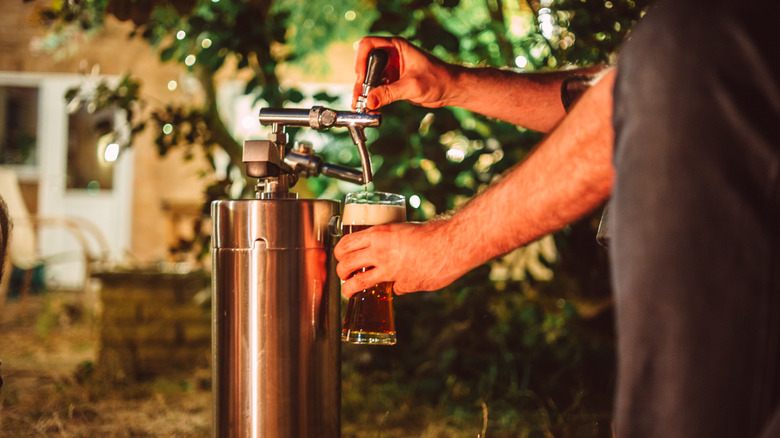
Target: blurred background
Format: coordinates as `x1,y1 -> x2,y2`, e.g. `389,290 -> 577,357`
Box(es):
0,0 -> 650,436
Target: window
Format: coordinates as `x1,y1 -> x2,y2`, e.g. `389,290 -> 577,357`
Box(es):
66,104 -> 116,191
0,86 -> 39,166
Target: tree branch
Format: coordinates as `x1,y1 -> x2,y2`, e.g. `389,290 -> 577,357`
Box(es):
194,66 -> 247,184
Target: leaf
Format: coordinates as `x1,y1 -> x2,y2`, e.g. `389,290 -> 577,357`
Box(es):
64,88 -> 79,102
282,88 -> 304,104
159,45 -> 177,62
415,19 -> 458,53
312,91 -> 340,104
236,55 -> 249,70
260,86 -> 281,107
244,76 -> 259,95
368,11 -> 408,35
170,0 -> 196,16
269,10 -> 290,43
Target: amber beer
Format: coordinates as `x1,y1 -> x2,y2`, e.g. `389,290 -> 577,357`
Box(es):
341,192 -> 406,345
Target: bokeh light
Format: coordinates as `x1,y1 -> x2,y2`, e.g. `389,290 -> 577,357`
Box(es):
104,143 -> 119,162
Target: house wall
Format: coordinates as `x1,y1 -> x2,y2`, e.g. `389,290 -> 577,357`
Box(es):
0,1 -> 217,266
0,1 -> 356,269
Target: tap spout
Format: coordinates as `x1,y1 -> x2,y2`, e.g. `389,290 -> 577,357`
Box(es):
348,125 -> 373,185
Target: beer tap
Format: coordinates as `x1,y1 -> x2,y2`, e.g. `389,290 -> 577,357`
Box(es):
212,49 -> 391,438
245,49 -> 388,198
351,47 -> 388,185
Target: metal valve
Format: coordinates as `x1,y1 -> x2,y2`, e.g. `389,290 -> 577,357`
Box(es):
285,141 -> 366,184
257,105 -> 381,187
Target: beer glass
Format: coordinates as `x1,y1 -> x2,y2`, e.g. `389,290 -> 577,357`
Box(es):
341,191 -> 406,345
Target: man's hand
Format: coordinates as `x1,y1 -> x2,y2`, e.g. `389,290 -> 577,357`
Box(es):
335,220 -> 467,298
352,36 -> 460,111
353,36 -> 607,132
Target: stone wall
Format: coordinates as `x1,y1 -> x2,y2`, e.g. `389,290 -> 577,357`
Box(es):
94,268 -> 210,381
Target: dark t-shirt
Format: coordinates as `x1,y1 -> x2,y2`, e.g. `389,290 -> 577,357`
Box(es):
610,1 -> 780,437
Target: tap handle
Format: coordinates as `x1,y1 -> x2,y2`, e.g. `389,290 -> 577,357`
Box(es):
363,49 -> 389,89
358,49 -> 389,113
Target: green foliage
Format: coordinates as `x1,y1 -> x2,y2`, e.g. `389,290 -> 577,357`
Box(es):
64,73 -> 146,142
38,0 -> 109,31
530,0 -> 649,66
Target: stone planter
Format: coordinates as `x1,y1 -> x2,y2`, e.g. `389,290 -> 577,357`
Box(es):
92,267 -> 210,382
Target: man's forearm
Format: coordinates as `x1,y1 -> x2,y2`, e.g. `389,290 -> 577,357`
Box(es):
443,69 -> 616,273
335,68 -> 615,295
446,65 -> 610,133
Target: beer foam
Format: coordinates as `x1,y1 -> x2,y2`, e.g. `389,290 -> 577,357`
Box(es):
343,203 -> 406,225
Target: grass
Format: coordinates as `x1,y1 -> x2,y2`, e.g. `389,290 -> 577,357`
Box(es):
0,293 -> 211,437
1,292 -> 611,437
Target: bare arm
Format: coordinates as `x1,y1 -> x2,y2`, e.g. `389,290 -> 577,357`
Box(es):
336,69 -> 616,296
353,36 -> 608,133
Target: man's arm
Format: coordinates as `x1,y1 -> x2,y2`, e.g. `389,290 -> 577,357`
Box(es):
353,36 -> 608,133
336,69 -> 616,296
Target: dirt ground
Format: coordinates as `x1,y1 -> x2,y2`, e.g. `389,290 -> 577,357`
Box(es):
0,292 -> 212,437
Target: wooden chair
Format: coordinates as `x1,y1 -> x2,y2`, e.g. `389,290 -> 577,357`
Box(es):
0,167 -> 110,307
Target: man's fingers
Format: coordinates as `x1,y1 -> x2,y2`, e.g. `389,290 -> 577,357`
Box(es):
334,232 -> 371,261
335,232 -> 376,280
368,74 -> 432,109
336,251 -> 373,281
367,78 -> 407,109
353,37 -> 405,109
366,86 -> 388,110
341,268 -> 386,299
393,281 -> 413,295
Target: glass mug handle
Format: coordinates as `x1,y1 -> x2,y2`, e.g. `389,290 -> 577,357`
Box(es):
328,214 -> 342,238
